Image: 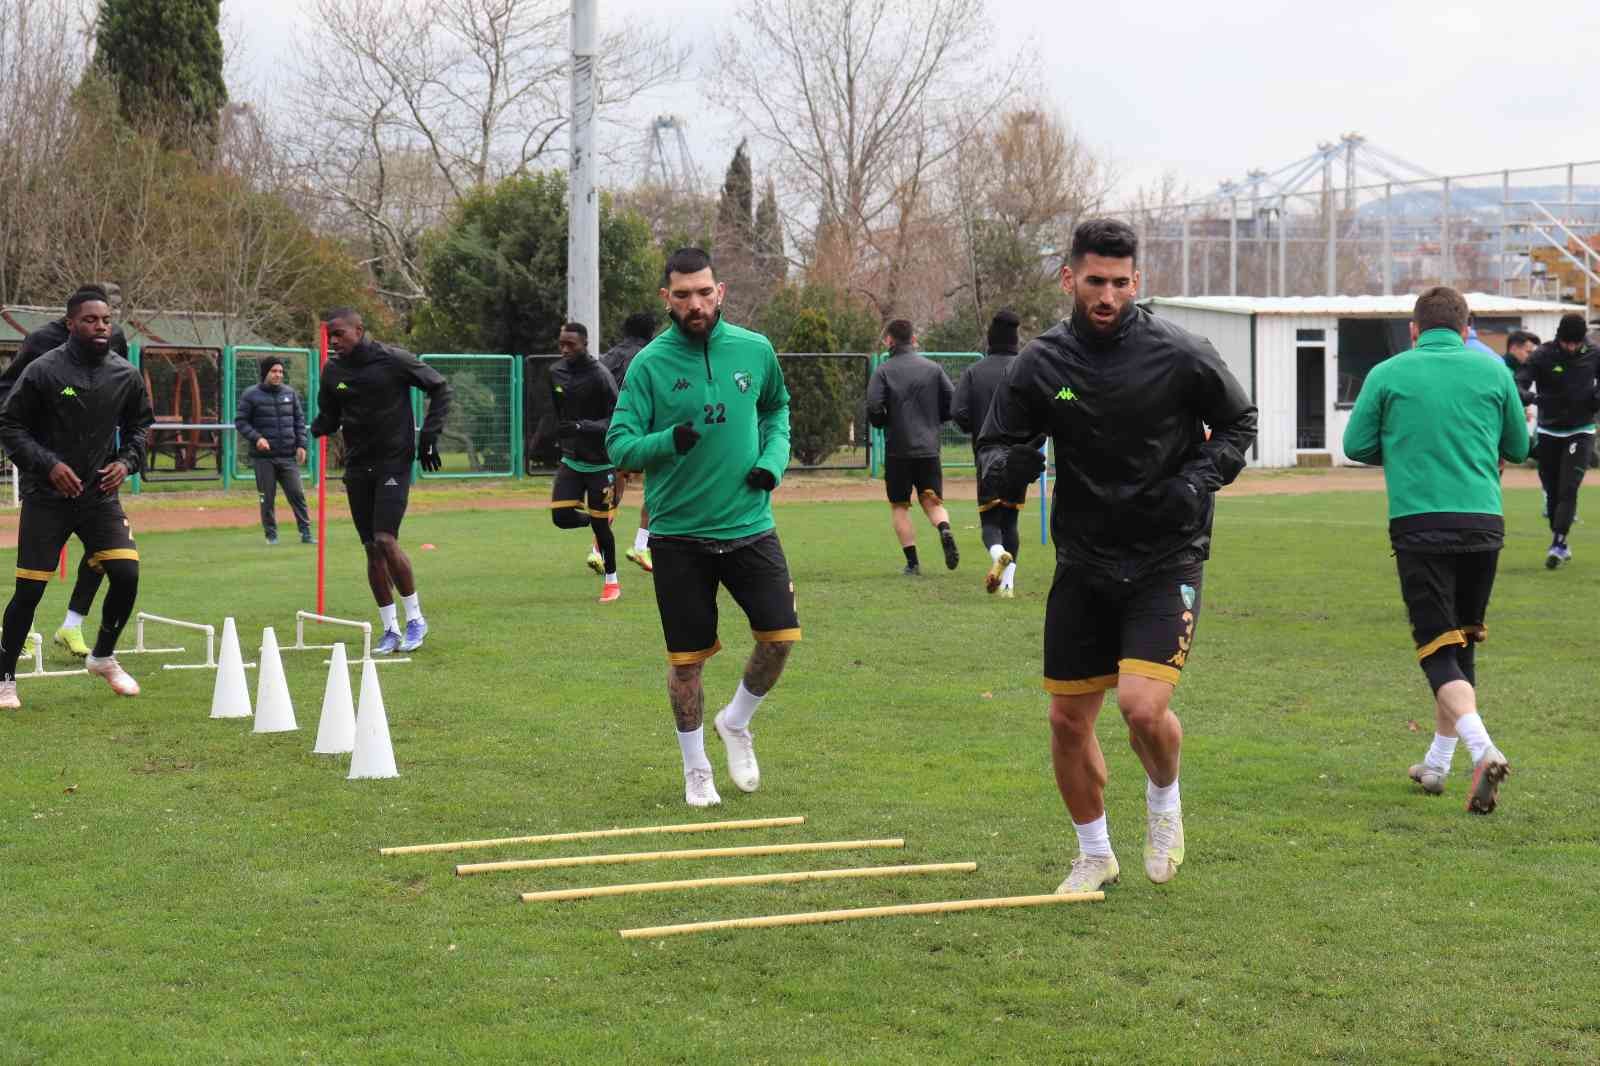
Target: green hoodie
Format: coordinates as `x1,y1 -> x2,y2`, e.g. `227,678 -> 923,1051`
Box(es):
1342,328 -> 1529,521
606,316 -> 790,539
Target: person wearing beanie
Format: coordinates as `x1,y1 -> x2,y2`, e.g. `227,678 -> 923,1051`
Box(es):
1514,312 -> 1599,568
235,356 -> 313,545
953,308 -> 1027,596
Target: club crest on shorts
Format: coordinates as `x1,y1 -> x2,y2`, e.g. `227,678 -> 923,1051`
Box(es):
1180,583 -> 1196,610
733,370 -> 752,394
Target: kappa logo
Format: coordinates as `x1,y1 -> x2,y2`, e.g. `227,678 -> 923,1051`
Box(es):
60,386 -> 78,397
1554,365 -> 1565,374
733,370 -> 753,394
384,477 -> 399,486
336,382 -> 350,390
1054,386 -> 1076,402
671,378 -> 692,392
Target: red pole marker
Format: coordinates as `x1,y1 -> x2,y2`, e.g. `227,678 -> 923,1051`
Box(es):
59,545 -> 68,581
316,321 -> 329,615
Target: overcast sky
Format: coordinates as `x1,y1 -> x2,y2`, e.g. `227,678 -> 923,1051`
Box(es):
225,0 -> 1600,201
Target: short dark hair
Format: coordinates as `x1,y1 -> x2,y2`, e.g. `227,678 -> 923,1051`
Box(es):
1069,218 -> 1138,266
1412,286 -> 1469,334
561,321 -> 588,339
623,311 -> 658,340
67,290 -> 109,316
884,319 -> 914,345
323,306 -> 362,326
662,247 -> 714,287
1507,330 -> 1539,349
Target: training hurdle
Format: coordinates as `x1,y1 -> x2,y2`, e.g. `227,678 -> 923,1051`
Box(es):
381,816 -> 808,857
13,631 -> 86,679
619,891 -> 1105,939
521,862 -> 979,903
456,838 -> 906,877
286,610 -> 410,665
133,612 -> 220,670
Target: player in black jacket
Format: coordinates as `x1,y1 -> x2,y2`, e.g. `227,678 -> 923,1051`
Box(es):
0,291 -> 155,708
0,284 -> 132,660
1514,313 -> 1599,568
548,323 -> 623,603
977,219 -> 1257,895
311,309 -> 451,654
953,309 -> 1025,596
601,311 -> 659,572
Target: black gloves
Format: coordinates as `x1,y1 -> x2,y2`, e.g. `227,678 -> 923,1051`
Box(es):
1003,443 -> 1046,496
746,467 -> 776,491
558,420 -> 583,437
418,432 -> 443,472
673,422 -> 701,455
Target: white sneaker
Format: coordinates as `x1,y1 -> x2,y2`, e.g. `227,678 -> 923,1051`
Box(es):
684,767 -> 722,808
1056,851 -> 1119,893
1144,809 -> 1186,884
85,654 -> 140,697
0,679 -> 18,710
713,709 -> 760,792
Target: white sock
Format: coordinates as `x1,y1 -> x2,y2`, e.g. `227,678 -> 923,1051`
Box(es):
720,681 -> 764,731
400,592 -> 422,622
1424,733 -> 1458,774
1454,713 -> 1495,763
989,543 -> 1005,562
63,610 -> 86,630
378,603 -> 398,632
1073,814 -> 1112,857
1147,776 -> 1181,814
634,527 -> 650,552
1001,562 -> 1016,588
604,572 -> 618,583
677,726 -> 712,772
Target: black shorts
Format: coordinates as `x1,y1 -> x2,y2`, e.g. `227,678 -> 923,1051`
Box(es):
649,531 -> 801,665
1042,559 -> 1203,694
344,467 -> 411,544
14,496 -> 138,580
885,457 -> 943,506
552,464 -> 616,519
1395,549 -> 1498,661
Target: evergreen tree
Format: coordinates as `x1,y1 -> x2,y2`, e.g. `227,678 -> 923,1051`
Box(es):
755,178 -> 786,290
94,0 -> 228,143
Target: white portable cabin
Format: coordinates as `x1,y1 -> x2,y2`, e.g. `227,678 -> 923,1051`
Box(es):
1143,295 -> 1576,467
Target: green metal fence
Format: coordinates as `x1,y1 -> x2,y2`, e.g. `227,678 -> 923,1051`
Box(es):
412,354 -> 523,480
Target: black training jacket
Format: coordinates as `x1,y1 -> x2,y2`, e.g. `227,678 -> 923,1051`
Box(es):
236,383 -> 308,459
0,318 -> 129,405
310,338 -> 451,471
866,344 -> 955,459
976,307 -> 1257,579
1515,340 -> 1600,432
599,337 -> 646,389
952,345 -> 1019,443
0,337 -> 155,502
548,355 -> 618,468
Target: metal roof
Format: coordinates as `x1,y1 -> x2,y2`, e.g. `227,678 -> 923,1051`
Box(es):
0,305 -> 273,348
1141,294 -> 1581,317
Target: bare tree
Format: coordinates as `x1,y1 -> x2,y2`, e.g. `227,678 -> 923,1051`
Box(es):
282,0 -> 686,308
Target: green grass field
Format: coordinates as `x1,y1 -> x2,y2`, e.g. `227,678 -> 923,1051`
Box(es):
4,486 -> 1599,1064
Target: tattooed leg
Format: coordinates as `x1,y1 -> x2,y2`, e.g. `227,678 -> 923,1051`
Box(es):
668,662 -> 705,731
742,640 -> 794,698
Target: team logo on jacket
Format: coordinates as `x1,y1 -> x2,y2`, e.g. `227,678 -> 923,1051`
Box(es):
1554,365 -> 1565,374
1054,386 -> 1076,402
336,382 -> 349,390
733,370 -> 752,394
671,378 -> 692,391
1180,584 -> 1196,610
61,386 -> 78,397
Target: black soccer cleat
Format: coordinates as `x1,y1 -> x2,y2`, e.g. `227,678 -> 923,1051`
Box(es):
940,528 -> 960,570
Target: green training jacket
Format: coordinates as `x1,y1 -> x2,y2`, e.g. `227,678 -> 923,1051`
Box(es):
606,316 -> 790,540
1342,328 -> 1529,521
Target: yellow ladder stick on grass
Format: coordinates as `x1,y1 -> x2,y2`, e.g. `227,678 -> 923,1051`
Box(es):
455,838 -> 905,877
619,891 -> 1105,939
379,816 -> 806,856
519,862 -> 977,902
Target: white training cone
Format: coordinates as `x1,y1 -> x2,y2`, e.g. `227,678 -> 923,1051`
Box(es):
209,616 -> 252,719
348,657 -> 398,780
252,626 -> 298,733
312,642 -> 356,754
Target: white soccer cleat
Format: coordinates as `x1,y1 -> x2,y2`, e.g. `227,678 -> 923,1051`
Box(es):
1408,763 -> 1446,796
684,767 -> 722,808
1057,851 -> 1119,893
1144,809 -> 1186,884
713,709 -> 760,793
85,654 -> 140,696
0,679 -> 19,710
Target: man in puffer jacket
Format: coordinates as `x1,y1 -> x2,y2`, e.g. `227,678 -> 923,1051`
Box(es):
236,356 -> 312,545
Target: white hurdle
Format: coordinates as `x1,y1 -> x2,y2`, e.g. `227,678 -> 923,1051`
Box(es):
134,612 -> 217,669
14,631 -> 86,679
287,610 -> 410,665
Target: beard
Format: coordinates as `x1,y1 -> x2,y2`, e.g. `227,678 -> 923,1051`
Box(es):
670,306 -> 720,338
1072,293 -> 1127,338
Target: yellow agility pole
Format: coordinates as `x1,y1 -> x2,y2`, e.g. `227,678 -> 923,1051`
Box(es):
519,862 -> 977,903
455,838 -> 905,877
380,816 -> 806,857
619,891 -> 1104,939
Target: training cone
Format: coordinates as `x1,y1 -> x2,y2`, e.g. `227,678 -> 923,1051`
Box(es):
209,616 -> 252,719
349,658 -> 398,779
252,626 -> 298,733
312,642 -> 356,754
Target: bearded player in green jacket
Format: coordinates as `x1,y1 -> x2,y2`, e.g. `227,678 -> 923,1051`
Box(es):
607,248 -> 800,808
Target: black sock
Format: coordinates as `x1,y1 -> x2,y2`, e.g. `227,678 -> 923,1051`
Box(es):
903,545 -> 918,566
937,521 -> 951,534
1554,533 -> 1567,547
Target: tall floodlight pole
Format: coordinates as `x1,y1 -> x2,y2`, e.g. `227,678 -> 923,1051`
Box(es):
568,0 -> 600,339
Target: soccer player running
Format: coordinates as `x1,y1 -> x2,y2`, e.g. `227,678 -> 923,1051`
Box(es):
310,309 -> 451,654
549,322 -> 623,603
0,291 -> 155,708
976,219 -> 1257,893
607,248 -> 799,808
1342,286 -> 1525,813
953,308 -> 1026,597
601,311 -> 660,573
0,284 -> 131,660
1514,313 -> 1599,568
866,319 -> 959,574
